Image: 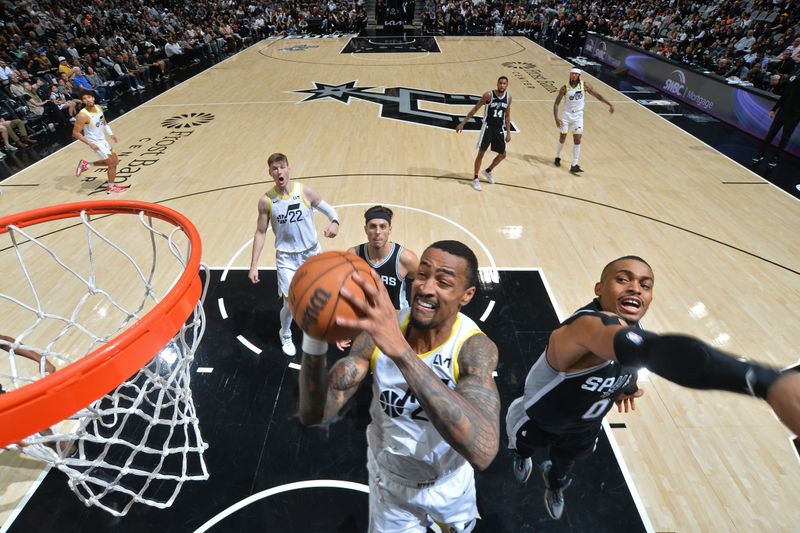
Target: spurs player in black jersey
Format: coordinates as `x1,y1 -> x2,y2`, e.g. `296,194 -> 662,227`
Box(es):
505,256 -> 800,520
337,206 -> 419,351
348,206 -> 419,311
456,76 -> 512,191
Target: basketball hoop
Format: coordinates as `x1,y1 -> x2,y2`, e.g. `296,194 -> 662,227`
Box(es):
0,200 -> 209,516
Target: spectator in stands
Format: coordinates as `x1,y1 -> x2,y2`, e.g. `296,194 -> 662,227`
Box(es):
49,84 -> 79,120
735,30 -> 756,53
0,60 -> 14,83
769,50 -> 797,76
0,117 -> 36,151
57,56 -> 72,77
768,74 -> 788,95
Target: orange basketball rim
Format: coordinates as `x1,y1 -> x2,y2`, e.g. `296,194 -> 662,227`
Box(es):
0,200 -> 203,448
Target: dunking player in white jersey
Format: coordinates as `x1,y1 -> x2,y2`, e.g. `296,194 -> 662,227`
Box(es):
553,68 -> 614,174
456,76 -> 512,191
248,153 -> 340,356
299,241 -> 500,532
72,90 -> 123,193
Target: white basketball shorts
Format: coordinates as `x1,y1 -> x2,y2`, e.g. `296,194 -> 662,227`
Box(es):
275,243 -> 322,298
367,452 -> 478,533
559,112 -> 584,135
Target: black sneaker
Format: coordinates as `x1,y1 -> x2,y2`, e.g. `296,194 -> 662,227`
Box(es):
541,460 -> 572,520
569,164 -> 584,174
751,155 -> 763,165
767,158 -> 778,169
554,157 -> 561,167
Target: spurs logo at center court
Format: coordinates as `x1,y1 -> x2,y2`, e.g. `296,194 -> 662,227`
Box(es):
293,81 -> 519,131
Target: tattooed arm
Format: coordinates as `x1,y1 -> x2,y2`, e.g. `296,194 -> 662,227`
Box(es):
298,332 -> 373,426
391,333 -> 500,471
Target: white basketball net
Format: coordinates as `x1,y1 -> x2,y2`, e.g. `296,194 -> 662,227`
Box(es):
0,208 -> 209,516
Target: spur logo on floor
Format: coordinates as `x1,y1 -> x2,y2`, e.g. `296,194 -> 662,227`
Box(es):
161,112 -> 216,129
293,81 -> 519,131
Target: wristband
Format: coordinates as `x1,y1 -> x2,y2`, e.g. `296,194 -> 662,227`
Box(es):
302,334 -> 328,356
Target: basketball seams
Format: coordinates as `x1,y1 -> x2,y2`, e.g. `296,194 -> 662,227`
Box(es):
289,251 -> 376,341
291,252 -> 349,308
320,260 -> 360,340
319,255 -> 376,339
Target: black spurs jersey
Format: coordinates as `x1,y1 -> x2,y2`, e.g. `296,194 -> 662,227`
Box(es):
485,90 -> 509,129
356,243 -> 408,310
506,299 -> 641,435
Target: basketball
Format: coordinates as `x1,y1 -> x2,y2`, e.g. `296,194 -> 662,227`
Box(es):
288,251 -> 378,342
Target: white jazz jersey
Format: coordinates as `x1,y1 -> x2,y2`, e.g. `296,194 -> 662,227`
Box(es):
266,182 -> 319,253
366,309 -> 484,484
79,105 -> 107,143
562,81 -> 585,115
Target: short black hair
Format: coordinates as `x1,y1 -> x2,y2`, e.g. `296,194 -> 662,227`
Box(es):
364,205 -> 393,224
79,89 -> 97,99
600,255 -> 652,281
427,240 -> 479,289
498,75 -> 508,83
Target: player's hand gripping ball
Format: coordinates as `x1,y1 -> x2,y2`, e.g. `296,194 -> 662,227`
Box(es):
288,251 -> 378,342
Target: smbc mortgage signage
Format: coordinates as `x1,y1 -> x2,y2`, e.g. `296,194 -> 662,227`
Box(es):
583,33 -> 800,157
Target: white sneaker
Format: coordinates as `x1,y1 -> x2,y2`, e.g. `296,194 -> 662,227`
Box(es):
279,329 -> 296,357
482,169 -> 495,184
471,178 -> 482,191
4,144 -> 18,152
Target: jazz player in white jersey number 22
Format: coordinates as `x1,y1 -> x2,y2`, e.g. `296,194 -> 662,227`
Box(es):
553,68 -> 614,174
248,153 -> 340,356
73,90 -> 124,193
299,240 -> 500,532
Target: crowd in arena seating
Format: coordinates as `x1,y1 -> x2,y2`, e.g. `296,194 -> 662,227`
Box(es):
1,0 -> 797,160
0,0 -> 367,159
422,0 -> 799,93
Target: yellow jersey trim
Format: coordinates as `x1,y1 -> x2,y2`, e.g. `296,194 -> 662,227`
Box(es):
370,314 -> 464,372
300,184 -> 312,209
271,182 -> 296,201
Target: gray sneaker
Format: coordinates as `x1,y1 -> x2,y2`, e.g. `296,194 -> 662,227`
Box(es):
512,453 -> 532,483
541,460 -> 572,520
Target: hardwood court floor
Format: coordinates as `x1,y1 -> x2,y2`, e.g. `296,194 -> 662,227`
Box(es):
1,36 -> 799,532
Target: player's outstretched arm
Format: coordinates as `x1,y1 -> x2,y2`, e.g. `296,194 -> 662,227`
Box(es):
399,247 -> 420,280
337,269 -> 500,470
553,87 -> 565,127
303,185 -> 339,238
248,196 -> 271,284
586,83 -> 614,113
505,94 -> 513,142
456,92 -> 490,133
298,332 -> 372,426
551,314 -> 799,434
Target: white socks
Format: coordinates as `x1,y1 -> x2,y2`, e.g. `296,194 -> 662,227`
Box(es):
556,141 -> 564,157
280,298 -> 293,335
572,145 -> 581,166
